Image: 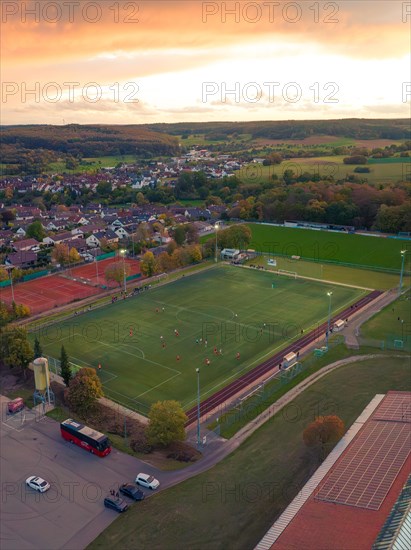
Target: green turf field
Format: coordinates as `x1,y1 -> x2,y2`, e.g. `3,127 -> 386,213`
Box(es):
245,255 -> 410,290
247,223 -> 411,272
35,266 -> 365,414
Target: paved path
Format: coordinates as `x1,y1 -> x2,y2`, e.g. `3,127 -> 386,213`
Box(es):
341,288 -> 398,348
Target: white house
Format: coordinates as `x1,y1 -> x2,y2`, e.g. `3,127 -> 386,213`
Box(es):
86,234 -> 100,248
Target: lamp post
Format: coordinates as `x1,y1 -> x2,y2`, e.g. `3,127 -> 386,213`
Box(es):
196,368 -> 201,448
8,266 -> 15,303
326,291 -> 333,350
398,250 -> 406,296
214,223 -> 219,263
95,255 -> 99,286
120,249 -> 127,293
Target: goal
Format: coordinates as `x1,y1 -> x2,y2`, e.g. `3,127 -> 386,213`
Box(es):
277,269 -> 298,279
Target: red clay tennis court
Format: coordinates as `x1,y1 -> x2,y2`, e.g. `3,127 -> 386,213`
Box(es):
68,257 -> 141,287
0,274 -> 101,315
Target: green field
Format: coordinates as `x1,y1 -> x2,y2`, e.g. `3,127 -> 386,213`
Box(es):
247,223 -> 411,272
35,266 -> 364,414
88,355 -> 411,550
245,255 -> 409,290
238,155 -> 410,184
361,290 -> 411,343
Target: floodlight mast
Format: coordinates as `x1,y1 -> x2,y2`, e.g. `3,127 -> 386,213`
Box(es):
326,291 -> 333,350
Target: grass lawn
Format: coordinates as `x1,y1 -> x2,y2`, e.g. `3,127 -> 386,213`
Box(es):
247,255 -> 410,290
34,265 -> 364,415
88,355 -> 410,550
247,223 -> 411,272
361,290 -> 411,343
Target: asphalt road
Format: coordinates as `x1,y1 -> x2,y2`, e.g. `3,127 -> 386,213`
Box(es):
0,396 -> 168,550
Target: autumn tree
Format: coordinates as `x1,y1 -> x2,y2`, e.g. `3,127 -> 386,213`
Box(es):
0,328 -> 34,371
104,262 -> 131,287
146,400 -> 187,447
66,367 -> 103,417
140,251 -> 158,277
52,243 -> 70,264
60,345 -> 72,386
303,415 -> 345,458
69,247 -> 81,263
0,268 -> 8,282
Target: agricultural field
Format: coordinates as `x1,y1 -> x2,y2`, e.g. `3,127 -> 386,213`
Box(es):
34,265 -> 364,415
238,155 -> 410,184
246,223 -> 411,272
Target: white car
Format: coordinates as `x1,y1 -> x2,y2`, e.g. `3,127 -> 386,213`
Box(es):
26,476 -> 51,493
135,473 -> 160,490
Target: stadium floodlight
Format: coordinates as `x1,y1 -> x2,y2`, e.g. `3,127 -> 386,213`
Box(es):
398,250 -> 406,296
196,368 -> 201,448
120,248 -> 127,293
326,291 -> 333,350
214,223 -> 219,263
6,265 -> 15,303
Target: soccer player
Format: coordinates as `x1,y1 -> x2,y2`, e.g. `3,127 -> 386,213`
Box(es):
130,327 -> 133,337
176,355 -> 180,361
205,358 -> 210,366
98,363 -> 102,371
236,352 -> 240,360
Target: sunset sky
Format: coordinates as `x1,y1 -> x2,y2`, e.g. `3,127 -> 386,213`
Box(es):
1,0 -> 410,124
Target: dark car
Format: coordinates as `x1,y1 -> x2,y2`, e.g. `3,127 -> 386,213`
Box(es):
104,496 -> 128,513
119,483 -> 145,501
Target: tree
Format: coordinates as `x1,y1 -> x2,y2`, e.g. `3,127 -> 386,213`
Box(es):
26,220 -> 45,241
0,268 -> 8,282
60,345 -> 72,386
104,262 -> 131,287
69,247 -> 81,263
33,337 -> 43,358
173,225 -> 186,246
66,367 -> 103,416
1,209 -> 16,226
140,251 -> 158,277
0,328 -> 34,371
146,400 -> 187,447
303,415 -> 345,458
218,224 -> 252,250
188,244 -> 202,263
52,243 -> 70,264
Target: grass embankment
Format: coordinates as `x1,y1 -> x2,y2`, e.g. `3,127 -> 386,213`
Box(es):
88,355 -> 410,550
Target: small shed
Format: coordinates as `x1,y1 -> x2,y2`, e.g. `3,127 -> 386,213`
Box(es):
333,319 -> 345,332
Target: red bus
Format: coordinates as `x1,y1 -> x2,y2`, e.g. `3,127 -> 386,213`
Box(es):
60,418 -> 111,457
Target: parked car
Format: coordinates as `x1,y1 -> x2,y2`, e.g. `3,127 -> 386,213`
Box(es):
135,473 -> 160,490
8,397 -> 24,414
26,476 -> 50,493
119,483 -> 145,501
104,496 -> 128,513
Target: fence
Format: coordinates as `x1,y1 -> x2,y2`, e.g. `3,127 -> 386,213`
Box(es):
95,252 -> 116,261
357,335 -> 411,352
0,279 -> 11,287
23,270 -> 50,282
210,336 -> 344,436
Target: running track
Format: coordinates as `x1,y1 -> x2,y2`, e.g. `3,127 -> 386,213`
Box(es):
185,290 -> 383,425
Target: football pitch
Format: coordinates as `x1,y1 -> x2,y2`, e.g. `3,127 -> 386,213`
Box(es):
36,266 -> 365,414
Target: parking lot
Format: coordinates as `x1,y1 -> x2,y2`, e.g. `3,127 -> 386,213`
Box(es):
0,396 -> 162,550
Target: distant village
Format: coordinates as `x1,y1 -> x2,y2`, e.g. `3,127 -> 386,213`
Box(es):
0,148 -> 245,270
